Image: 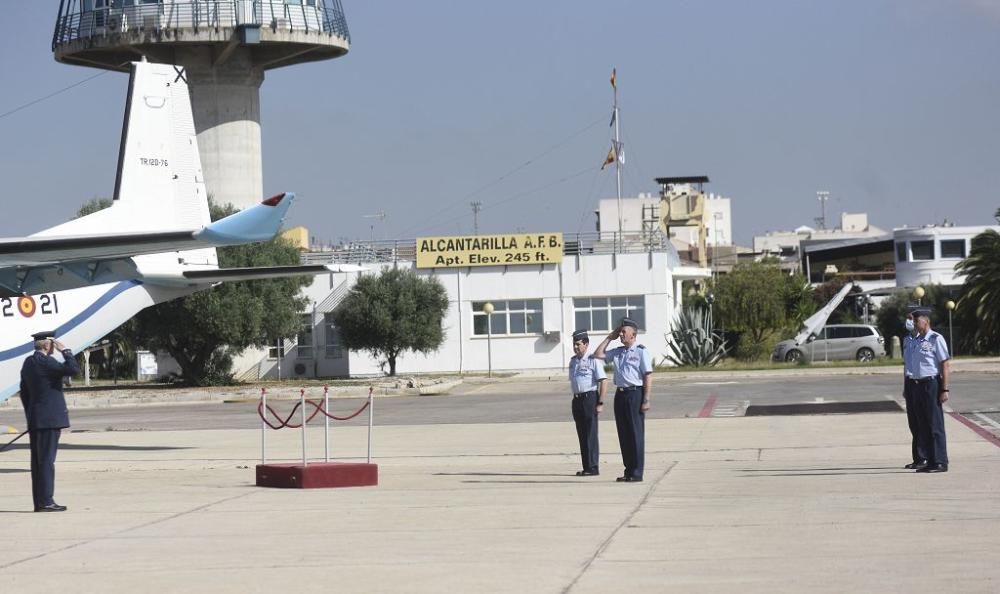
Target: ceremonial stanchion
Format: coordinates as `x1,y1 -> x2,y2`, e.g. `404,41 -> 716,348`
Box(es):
255,386 -> 379,489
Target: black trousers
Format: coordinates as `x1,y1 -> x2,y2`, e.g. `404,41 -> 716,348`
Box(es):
571,391 -> 600,472
614,386 -> 644,479
902,386 -> 927,464
908,378 -> 948,465
29,429 -> 61,509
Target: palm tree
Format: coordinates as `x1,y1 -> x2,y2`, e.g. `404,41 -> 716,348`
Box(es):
955,222 -> 1000,349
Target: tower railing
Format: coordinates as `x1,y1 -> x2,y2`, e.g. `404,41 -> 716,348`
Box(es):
301,231 -> 679,267
53,0 -> 350,51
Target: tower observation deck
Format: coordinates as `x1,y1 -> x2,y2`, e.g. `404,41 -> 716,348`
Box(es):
52,0 -> 351,209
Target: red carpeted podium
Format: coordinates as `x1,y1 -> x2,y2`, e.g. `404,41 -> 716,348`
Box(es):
256,462 -> 379,489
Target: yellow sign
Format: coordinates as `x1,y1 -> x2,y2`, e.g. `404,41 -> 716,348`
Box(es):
416,233 -> 564,269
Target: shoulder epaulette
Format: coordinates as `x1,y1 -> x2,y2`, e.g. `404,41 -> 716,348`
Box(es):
637,344 -> 645,349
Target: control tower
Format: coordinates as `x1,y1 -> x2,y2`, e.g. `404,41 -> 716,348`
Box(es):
52,0 -> 350,210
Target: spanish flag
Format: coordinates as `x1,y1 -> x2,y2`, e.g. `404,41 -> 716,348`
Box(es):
601,145 -> 615,170
610,68 -> 617,90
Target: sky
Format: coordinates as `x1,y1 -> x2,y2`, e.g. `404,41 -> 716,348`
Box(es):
1,1 -> 998,246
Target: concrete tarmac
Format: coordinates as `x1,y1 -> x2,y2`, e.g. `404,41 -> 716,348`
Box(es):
2,408 -> 999,592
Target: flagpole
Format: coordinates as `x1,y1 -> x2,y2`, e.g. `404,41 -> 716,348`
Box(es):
613,69 -> 623,253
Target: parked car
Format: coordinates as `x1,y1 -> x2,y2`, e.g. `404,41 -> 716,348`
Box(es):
773,324 -> 886,363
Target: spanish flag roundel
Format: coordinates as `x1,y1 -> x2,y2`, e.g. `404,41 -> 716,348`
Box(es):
17,296 -> 36,318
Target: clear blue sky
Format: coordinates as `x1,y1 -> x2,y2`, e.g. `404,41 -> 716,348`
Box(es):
2,1 -> 998,245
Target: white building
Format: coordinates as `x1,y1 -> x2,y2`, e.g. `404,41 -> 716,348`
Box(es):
233,236 -> 709,380
594,191 -> 733,251
754,213 -> 885,257
894,224 -> 998,288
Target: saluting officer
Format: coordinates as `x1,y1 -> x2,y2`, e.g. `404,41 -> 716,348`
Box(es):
568,329 -> 607,476
900,311 -> 926,469
902,307 -> 950,473
20,331 -> 79,512
593,318 -> 653,483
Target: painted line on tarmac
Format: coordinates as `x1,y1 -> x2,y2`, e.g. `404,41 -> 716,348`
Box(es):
949,412 -> 1000,449
972,412 -> 1000,432
698,394 -> 718,418
688,381 -> 739,386
711,399 -> 746,417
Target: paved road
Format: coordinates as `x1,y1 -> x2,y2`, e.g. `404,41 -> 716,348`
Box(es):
1,372 -> 996,433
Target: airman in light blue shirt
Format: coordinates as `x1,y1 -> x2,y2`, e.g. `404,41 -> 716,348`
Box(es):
568,329 -> 606,476
569,351 -> 607,394
592,317 -> 654,482
903,328 -> 950,379
901,306 -> 950,473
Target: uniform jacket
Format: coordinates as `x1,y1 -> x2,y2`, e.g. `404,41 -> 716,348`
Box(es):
19,349 -> 79,430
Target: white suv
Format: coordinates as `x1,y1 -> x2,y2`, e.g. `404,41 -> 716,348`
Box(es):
773,324 -> 886,363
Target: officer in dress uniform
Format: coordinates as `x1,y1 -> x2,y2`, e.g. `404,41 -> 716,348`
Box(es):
593,318 -> 653,483
20,331 -> 79,512
568,329 -> 607,476
902,307 -> 950,473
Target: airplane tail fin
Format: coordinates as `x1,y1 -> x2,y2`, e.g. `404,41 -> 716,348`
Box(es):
35,61 -> 211,237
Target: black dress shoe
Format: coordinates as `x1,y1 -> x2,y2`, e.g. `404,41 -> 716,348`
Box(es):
917,463 -> 948,473
35,503 -> 67,512
576,470 -> 600,476
616,476 -> 629,482
626,477 -> 643,482
904,461 -> 928,470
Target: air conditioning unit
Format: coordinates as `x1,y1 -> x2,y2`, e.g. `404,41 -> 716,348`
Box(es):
143,14 -> 160,30
293,363 -> 307,376
543,330 -> 561,343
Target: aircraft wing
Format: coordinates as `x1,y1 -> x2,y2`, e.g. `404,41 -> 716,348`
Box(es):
0,194 -> 297,296
0,193 -> 294,268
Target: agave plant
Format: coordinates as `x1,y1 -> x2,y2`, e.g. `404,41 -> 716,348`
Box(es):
663,306 -> 727,367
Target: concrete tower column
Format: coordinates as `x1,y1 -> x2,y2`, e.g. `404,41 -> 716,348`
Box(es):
177,46 -> 265,210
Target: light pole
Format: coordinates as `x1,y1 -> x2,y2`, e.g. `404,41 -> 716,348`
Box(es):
705,292 -> 715,329
483,302 -> 495,378
946,300 -> 956,354
914,286 -> 925,306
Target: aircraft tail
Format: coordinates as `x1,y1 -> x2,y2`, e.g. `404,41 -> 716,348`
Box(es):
36,61 -> 213,238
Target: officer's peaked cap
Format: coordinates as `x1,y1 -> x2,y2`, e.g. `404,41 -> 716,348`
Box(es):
31,330 -> 56,340
572,329 -> 590,342
620,318 -> 638,329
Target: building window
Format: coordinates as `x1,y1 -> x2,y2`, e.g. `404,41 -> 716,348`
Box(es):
297,314 -> 314,359
910,240 -> 934,261
267,340 -> 285,360
895,242 -> 908,263
323,313 -> 344,359
472,300 -> 543,336
573,296 -> 645,332
940,239 -> 966,259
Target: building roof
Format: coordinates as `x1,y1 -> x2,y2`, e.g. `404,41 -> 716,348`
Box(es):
655,176 -> 710,185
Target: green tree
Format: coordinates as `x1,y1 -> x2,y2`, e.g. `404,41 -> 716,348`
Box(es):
130,202 -> 310,385
956,225 -> 1000,353
75,197 -> 113,218
333,268 -> 449,376
713,260 -> 813,360
875,284 -> 962,355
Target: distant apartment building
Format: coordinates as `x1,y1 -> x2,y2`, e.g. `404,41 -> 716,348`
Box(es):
594,190 -> 733,251
754,213 -> 885,258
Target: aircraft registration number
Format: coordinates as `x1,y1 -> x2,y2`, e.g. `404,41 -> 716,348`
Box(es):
1,294 -> 59,318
